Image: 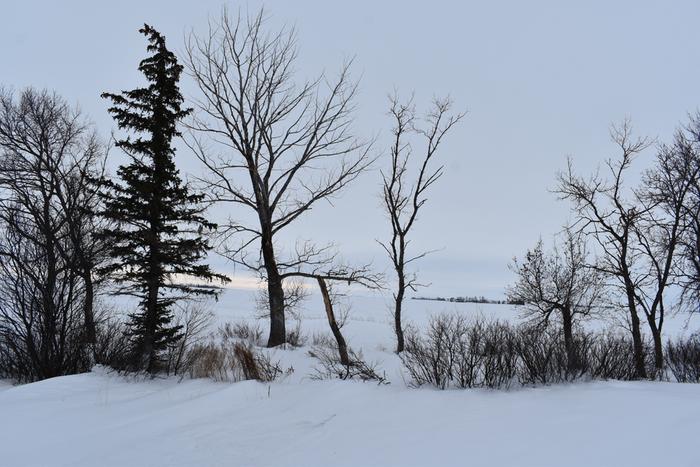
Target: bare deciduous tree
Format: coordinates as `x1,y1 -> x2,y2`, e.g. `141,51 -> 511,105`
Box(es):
557,121 -> 651,378
54,126 -> 108,359
635,122 -> 700,369
380,95 -> 463,352
671,115 -> 700,312
185,8 -> 373,347
0,88 -> 106,379
559,120 -> 699,376
507,228 -> 604,371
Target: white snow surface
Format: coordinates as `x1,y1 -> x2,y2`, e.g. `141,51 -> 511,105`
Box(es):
1,288 -> 699,467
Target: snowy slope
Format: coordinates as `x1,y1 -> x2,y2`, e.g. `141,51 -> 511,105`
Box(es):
2,370 -> 699,467
1,287 -> 699,467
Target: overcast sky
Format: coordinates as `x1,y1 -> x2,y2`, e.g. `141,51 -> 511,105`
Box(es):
3,1 -> 700,297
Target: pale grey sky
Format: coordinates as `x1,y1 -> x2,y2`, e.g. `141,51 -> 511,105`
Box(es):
3,1 -> 699,297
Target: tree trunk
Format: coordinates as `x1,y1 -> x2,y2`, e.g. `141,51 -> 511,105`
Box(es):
42,199 -> 59,379
266,270 -> 285,347
625,284 -> 647,379
82,272 -> 96,364
630,311 -> 646,379
317,277 -> 350,366
394,278 -> 405,353
561,308 -> 575,372
261,231 -> 285,347
144,279 -> 158,373
647,318 -> 663,373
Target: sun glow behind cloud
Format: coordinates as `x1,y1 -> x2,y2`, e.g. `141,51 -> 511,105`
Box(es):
168,273 -> 265,291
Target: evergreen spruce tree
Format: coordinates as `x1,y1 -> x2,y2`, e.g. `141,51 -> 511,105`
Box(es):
100,25 -> 228,373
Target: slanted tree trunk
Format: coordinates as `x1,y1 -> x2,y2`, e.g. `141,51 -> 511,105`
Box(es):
316,277 -> 350,366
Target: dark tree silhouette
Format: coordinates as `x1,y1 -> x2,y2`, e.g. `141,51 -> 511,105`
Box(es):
380,95 -> 463,352
635,121 -> 700,369
557,122 -> 653,377
669,115 -> 700,313
100,25 -> 228,373
0,88 -> 105,380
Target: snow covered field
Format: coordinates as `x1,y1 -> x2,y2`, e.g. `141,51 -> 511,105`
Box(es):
1,287 -> 700,467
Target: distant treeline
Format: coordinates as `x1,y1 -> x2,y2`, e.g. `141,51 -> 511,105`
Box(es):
411,296 -> 524,306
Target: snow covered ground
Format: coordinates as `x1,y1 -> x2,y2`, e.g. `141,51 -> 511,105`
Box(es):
1,287 -> 700,467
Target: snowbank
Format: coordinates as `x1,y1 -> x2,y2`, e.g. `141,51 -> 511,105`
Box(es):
1,288 -> 699,467
1,368 -> 699,467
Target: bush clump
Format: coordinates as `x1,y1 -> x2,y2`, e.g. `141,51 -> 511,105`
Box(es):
666,334 -> 700,383
400,313 -> 647,389
181,322 -> 286,382
309,339 -> 388,384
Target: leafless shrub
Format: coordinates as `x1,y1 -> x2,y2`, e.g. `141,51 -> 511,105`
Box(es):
93,316 -> 131,370
0,335 -> 14,380
448,322 -> 482,389
91,302 -> 216,376
333,297 -> 352,329
400,316 -> 467,389
223,321 -> 264,346
309,344 -> 387,384
285,319 -> 307,348
254,278 -> 309,322
216,323 -> 237,340
478,320 -> 519,389
310,331 -> 336,348
665,334 -> 700,383
232,343 -> 262,380
400,313 -> 655,389
587,332 -> 640,381
186,340 -> 284,383
515,326 -> 589,386
181,321 -> 288,382
400,315 -> 518,389
165,302 -> 215,375
185,343 -> 227,381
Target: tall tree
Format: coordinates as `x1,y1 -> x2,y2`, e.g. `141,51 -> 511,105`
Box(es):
0,88 -> 105,380
380,95 -> 463,352
560,120 -> 699,376
557,122 -> 651,378
185,9 -> 372,347
635,121 -> 700,369
100,25 -> 227,373
672,115 -> 700,312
